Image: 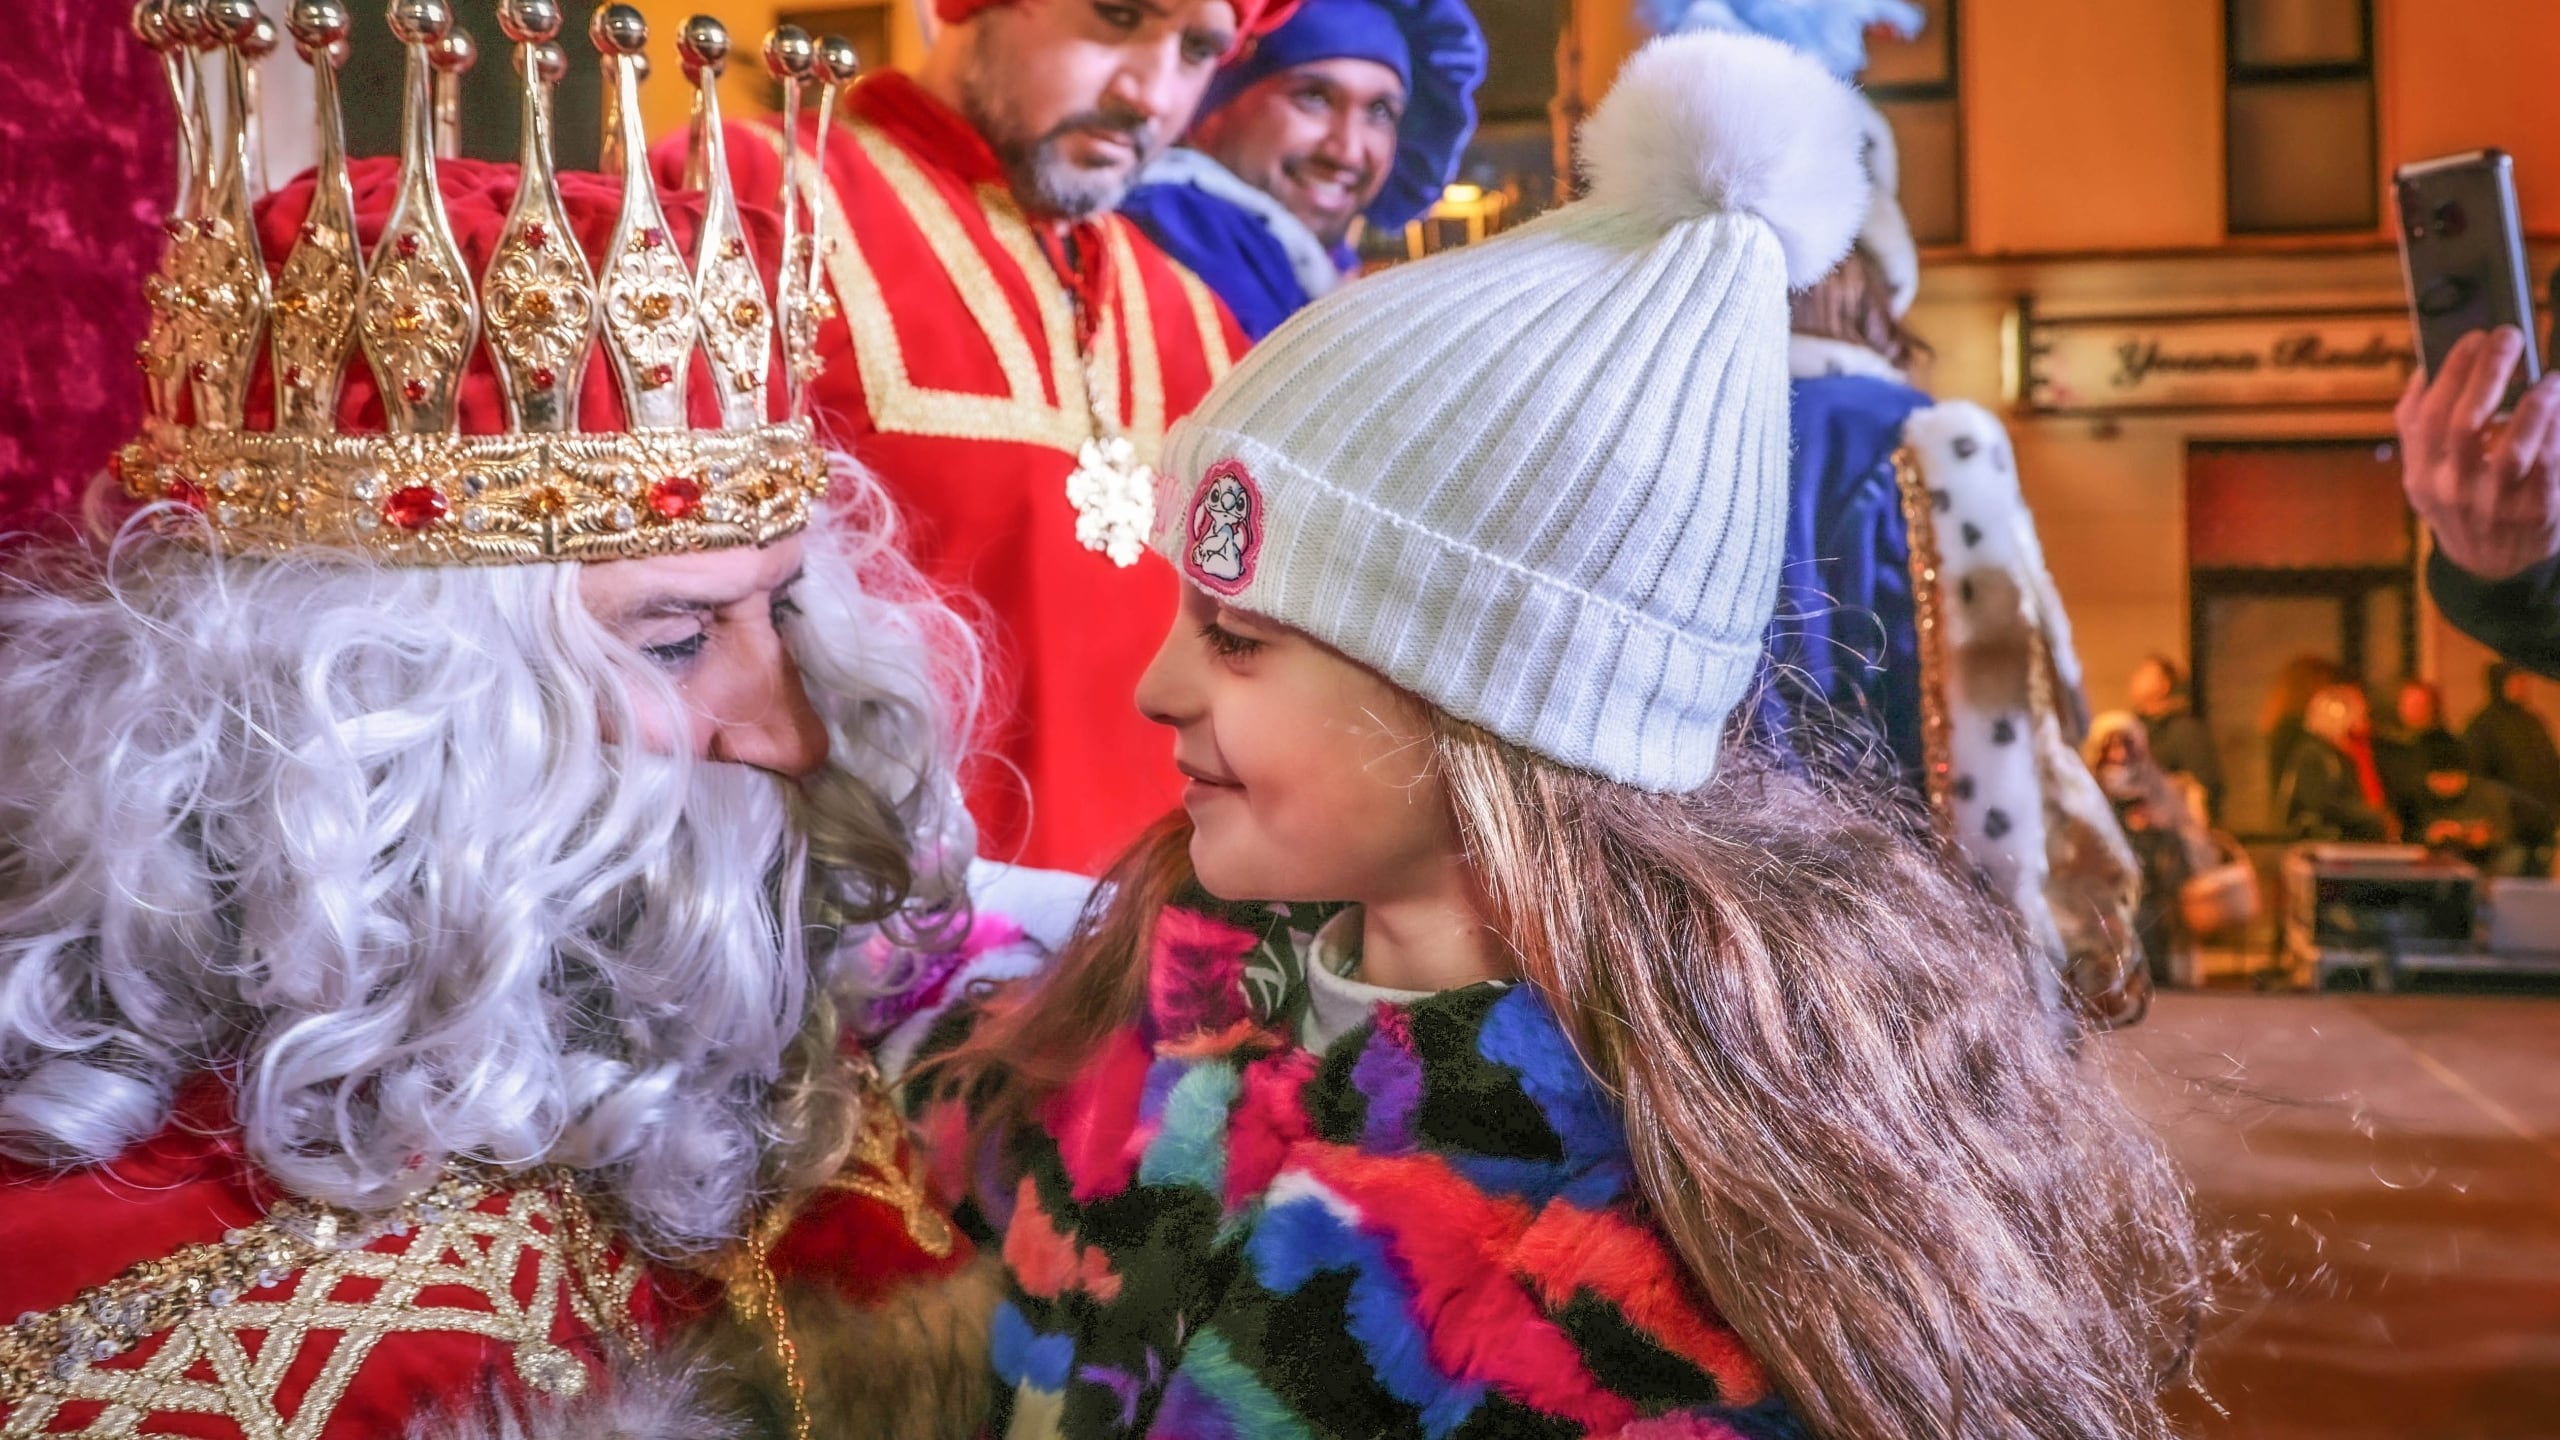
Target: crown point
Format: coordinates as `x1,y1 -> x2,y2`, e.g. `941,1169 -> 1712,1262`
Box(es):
590,3 -> 647,57
133,0 -> 172,50
430,27 -> 476,73
496,0 -> 559,44
286,0 -> 349,50
762,24 -> 814,79
385,484 -> 447,529
818,34 -> 860,85
204,0 -> 256,43
240,12 -> 279,57
647,476 -> 703,520
386,0 -> 451,46
165,0 -> 209,47
679,15 -> 730,74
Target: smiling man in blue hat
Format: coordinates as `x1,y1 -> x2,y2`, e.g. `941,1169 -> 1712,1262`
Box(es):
1120,0 -> 1487,340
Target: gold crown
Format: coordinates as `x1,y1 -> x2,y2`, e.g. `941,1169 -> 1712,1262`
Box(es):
116,0 -> 867,565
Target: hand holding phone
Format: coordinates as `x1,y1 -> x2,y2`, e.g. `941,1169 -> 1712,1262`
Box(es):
2396,150 -> 2541,412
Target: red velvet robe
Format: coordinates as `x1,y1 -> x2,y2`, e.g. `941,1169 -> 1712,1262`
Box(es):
659,76 -> 1246,874
0,1077 -> 967,1437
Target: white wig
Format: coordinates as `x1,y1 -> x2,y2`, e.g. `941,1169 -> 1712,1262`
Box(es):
0,458 -> 981,1256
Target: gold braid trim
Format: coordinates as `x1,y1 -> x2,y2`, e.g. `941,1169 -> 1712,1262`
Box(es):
710,1059 -> 955,1440
1893,444 -> 1958,838
1,1167 -> 642,1434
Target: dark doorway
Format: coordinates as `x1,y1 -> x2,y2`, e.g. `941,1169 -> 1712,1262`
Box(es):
2186,439 -> 2415,839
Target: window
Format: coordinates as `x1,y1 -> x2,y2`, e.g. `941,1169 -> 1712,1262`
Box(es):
1863,0 -> 1963,248
2226,0 -> 2377,235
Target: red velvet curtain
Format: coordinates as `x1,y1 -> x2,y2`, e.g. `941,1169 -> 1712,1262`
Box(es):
0,3 -> 174,542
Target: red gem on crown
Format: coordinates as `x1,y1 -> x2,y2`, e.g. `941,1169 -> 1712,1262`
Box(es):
531,364 -> 558,391
401,376 -> 430,404
523,222 -> 550,248
647,476 -> 703,520
384,485 -> 447,530
395,231 -> 422,258
639,226 -> 666,251
164,477 -> 206,510
283,363 -> 308,390
644,362 -> 674,389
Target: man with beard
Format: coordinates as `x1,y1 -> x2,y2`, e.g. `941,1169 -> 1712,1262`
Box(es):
1119,0 -> 1486,340
0,6 -> 1026,1436
674,0 -> 1299,874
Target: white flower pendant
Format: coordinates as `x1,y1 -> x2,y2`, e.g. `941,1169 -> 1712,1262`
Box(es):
1066,429 -> 1156,568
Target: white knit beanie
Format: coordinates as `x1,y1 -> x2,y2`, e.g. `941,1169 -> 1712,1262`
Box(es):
1153,30 -> 1870,793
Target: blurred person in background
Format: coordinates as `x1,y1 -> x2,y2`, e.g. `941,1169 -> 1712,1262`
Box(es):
2260,654 -> 2346,808
2464,661 -> 2560,872
1716,0 -> 2142,1025
2377,677 -> 2463,834
2279,684 -> 2399,843
2086,713 -> 2218,987
1120,0 -> 1487,340
2129,653 -> 2222,823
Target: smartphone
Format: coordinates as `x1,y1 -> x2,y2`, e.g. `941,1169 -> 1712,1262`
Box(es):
2395,150 -> 2541,411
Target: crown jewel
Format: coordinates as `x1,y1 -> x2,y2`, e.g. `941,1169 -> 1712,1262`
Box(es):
118,1 -> 866,565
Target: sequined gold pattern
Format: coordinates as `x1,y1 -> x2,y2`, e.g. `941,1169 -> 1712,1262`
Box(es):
482,222 -> 599,423
0,1169 -> 641,1436
1893,445 -> 1958,837
123,4 -> 832,568
115,418 -> 826,565
270,219 -> 363,432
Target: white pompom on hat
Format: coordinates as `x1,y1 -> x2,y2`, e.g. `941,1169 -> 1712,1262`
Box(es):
1580,28 -> 1872,285
1154,30 -> 1868,794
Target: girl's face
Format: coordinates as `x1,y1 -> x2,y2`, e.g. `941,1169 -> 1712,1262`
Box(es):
1135,583 -> 1460,903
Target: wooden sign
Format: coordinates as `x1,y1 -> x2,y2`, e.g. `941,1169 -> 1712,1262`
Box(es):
2012,301 -> 2420,416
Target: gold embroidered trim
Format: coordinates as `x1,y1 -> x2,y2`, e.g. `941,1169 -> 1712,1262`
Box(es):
1894,444 -> 1957,838
710,1060 -> 952,1440
1170,258 -> 1236,386
1,1168 -> 641,1436
785,124 -> 1190,459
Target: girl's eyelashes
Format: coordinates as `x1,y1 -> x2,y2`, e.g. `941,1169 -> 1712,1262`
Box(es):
1198,620 -> 1263,660
771,589 -> 805,626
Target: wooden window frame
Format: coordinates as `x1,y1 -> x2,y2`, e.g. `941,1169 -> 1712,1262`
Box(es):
2224,0 -> 2380,236
1865,0 -> 1965,249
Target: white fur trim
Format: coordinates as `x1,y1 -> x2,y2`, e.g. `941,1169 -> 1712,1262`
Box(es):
1579,30 -> 1871,287
1852,96 -> 1921,316
1788,334 -> 1908,383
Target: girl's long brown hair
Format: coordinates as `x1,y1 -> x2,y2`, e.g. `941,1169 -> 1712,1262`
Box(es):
930,720 -> 2203,1439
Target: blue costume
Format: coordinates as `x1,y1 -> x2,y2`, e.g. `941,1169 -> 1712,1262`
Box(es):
1765,362 -> 1934,782
1120,0 -> 1486,340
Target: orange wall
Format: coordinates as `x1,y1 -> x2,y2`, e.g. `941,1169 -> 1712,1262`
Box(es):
1961,0 -> 2225,254
2381,0 -> 2560,237
628,1 -> 927,141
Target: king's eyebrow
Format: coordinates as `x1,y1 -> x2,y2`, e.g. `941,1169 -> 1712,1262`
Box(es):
623,566 -> 806,622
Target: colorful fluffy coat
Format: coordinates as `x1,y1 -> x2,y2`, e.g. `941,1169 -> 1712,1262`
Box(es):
921,902 -> 1805,1439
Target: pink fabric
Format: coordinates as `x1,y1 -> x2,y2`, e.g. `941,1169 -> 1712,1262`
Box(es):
0,2 -> 173,543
